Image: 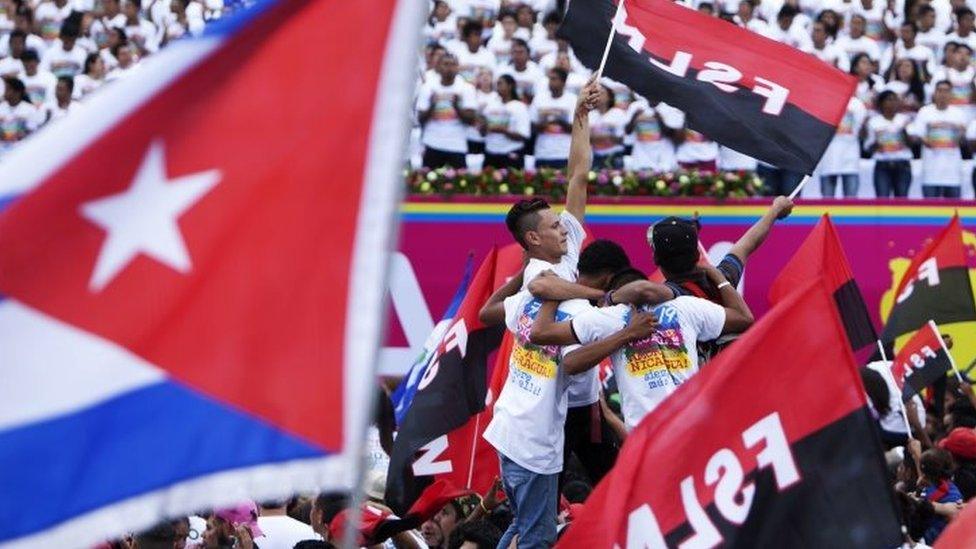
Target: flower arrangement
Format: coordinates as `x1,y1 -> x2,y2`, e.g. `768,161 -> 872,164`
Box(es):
405,167 -> 765,199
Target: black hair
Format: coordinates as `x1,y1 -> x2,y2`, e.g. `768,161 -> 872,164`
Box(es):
295,541 -> 337,549
511,38 -> 530,54
608,267 -> 649,291
447,519 -> 502,549
57,75 -> 74,94
549,67 -> 568,83
497,73 -> 519,102
134,518 -> 188,549
958,7 -> 975,19
849,52 -> 873,76
884,58 -> 925,105
860,367 -> 892,418
901,20 -> 918,33
84,52 -> 101,74
3,77 -> 27,103
20,48 -> 38,63
777,4 -> 798,19
562,480 -> 593,503
920,448 -> 954,482
8,29 -> 26,42
876,89 -> 898,105
505,198 -> 550,249
949,398 -> 976,429
578,239 -> 631,277
598,83 -> 616,109
543,10 -> 562,25
918,5 -> 935,17
313,492 -> 350,524
462,20 -> 482,39
934,79 -> 953,89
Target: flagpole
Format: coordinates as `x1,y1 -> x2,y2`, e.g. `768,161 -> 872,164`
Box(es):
930,320 -> 964,383
879,340 -> 914,437
596,0 -> 625,79
788,175 -> 810,199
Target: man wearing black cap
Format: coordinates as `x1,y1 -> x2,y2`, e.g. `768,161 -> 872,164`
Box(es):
649,196 -> 794,303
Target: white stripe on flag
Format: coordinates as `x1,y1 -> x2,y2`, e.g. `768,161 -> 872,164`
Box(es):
0,299 -> 165,431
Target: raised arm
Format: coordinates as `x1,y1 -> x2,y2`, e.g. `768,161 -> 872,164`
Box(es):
727,196 -> 794,264
607,280 -> 675,307
703,265 -> 754,334
564,78 -> 599,224
562,310 -> 657,374
478,269 -> 524,326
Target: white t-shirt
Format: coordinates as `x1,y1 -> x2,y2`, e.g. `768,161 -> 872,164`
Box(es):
415,77 -> 476,153
570,297 -> 725,430
627,99 -> 676,172
34,0 -> 72,42
588,107 -> 627,156
518,210 -> 597,409
485,211 -> 590,473
804,43 -> 851,72
908,104 -> 966,185
449,43 -> 496,84
0,56 -> 24,78
0,100 -> 42,146
255,515 -> 318,549
42,41 -> 87,77
718,146 -> 758,171
486,33 -> 514,65
0,32 -> 47,59
881,41 -> 937,76
820,97 -> 867,175
929,67 -> 975,122
483,96 -> 530,154
864,361 -> 925,434
865,113 -> 912,160
498,61 -> 544,100
45,99 -> 76,121
20,70 -> 57,106
530,91 -> 576,161
676,128 -> 718,163
834,34 -> 882,62
916,27 -> 946,56
125,19 -> 161,53
73,73 -> 103,98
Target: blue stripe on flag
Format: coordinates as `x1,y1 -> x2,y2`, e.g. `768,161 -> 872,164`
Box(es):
0,192 -> 19,213
390,254 -> 474,425
0,380 -> 324,541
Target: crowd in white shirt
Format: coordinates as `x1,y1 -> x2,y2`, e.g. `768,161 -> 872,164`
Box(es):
414,0 -> 976,198
0,0 -> 227,156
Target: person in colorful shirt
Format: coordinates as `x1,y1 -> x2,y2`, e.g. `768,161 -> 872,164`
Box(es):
529,67 -> 576,169
416,53 -> 477,169
587,84 -> 626,169
865,90 -> 913,197
482,73 -> 529,170
0,76 -> 41,152
625,96 -> 677,172
908,80 -> 966,198
819,96 -> 867,198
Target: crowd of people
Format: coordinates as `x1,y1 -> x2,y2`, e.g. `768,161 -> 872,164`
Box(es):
102,70 -> 976,549
0,0 -> 240,155
412,0 -> 976,198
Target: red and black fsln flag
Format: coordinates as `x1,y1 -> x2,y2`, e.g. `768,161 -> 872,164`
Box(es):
385,249 -> 504,515
882,215 -> 976,343
558,280 -> 901,548
769,214 -> 876,350
559,0 -> 856,174
891,321 -> 953,403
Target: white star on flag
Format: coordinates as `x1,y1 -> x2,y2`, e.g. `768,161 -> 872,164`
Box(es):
80,140 -> 221,292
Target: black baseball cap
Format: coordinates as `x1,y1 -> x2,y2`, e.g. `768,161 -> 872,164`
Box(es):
648,216 -> 699,273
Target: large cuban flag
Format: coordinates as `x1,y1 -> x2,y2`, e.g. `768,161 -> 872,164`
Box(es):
0,0 -> 424,546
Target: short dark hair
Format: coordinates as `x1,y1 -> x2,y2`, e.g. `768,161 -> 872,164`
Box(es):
777,4 -> 798,19
958,7 -> 975,19
543,10 -> 562,25
579,239 -> 631,277
549,67 -> 568,83
918,5 -> 935,16
314,492 -> 350,524
505,198 -> 550,249
57,75 -> 74,93
462,21 -> 481,38
562,480 -> 593,503
935,79 -> 953,89
295,541 -> 336,549
511,38 -> 530,53
3,77 -> 26,101
20,49 -> 38,63
920,448 -> 954,482
608,267 -> 649,290
447,519 -> 502,549
876,89 -> 898,105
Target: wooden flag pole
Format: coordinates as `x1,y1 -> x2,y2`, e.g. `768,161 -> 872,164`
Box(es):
878,340 -> 913,437
930,320 -> 964,384
596,0 -> 625,79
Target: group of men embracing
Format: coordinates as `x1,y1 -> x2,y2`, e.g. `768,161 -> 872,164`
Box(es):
476,78 -> 796,548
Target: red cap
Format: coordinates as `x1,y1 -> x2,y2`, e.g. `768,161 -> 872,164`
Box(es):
939,428 -> 976,460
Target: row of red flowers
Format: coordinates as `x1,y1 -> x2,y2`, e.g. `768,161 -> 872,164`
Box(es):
404,167 -> 766,199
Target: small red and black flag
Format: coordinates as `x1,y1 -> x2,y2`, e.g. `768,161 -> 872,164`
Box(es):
890,321 -> 955,403
559,0 -> 856,173
557,279 -> 901,548
769,214 -> 876,350
881,215 -> 976,343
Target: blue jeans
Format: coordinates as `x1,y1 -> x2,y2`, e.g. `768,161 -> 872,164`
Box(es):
873,160 -> 911,197
496,453 -> 558,549
756,165 -> 805,196
820,174 -> 859,198
922,185 -> 962,198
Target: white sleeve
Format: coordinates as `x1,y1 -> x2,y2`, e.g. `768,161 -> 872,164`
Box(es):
966,119 -> 976,140
906,110 -> 924,138
511,103 -> 530,138
559,209 -> 587,263
415,83 -> 432,111
522,258 -> 555,286
680,296 -> 726,341
570,306 -> 623,345
864,117 -> 877,147
503,292 -> 529,333
460,83 -> 477,110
